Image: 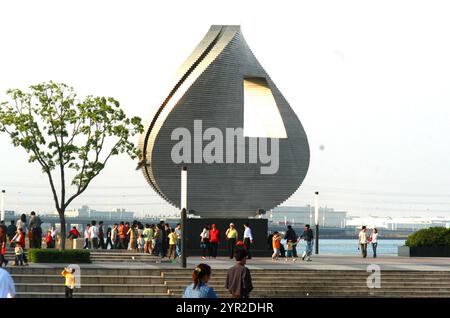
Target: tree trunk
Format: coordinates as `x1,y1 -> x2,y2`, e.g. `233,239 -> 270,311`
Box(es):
59,210 -> 66,251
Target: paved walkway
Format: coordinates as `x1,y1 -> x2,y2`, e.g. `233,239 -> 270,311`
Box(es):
19,255 -> 450,271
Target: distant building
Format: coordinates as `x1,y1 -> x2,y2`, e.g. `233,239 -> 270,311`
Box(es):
271,206 -> 347,228
52,205 -> 134,220
347,216 -> 450,230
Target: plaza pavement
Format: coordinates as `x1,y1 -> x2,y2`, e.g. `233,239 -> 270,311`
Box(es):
20,254 -> 450,271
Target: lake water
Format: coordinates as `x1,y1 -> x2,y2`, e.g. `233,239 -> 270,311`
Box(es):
284,239 -> 405,256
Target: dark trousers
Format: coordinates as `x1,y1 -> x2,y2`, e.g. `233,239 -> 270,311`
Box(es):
227,238 -> 236,259
201,242 -> 209,257
292,244 -> 298,258
105,238 -> 113,249
65,286 -> 73,298
90,238 -> 99,249
243,238 -> 252,259
98,236 -> 106,249
209,242 -> 218,258
360,243 -> 367,258
0,254 -> 7,267
84,238 -> 90,249
372,243 -> 378,258
32,228 -> 42,248
119,237 -> 126,249
15,254 -> 24,266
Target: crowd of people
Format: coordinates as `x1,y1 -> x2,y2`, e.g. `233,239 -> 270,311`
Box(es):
79,220 -> 182,261
199,223 -> 253,260
268,224 -> 315,262
0,211 -> 44,267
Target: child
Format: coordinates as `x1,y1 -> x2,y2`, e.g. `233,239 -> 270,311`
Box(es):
272,231 -> 281,261
168,228 -> 178,261
14,245 -> 24,266
137,234 -> 144,253
285,241 -> 296,262
61,267 -> 76,298
45,231 -> 53,248
11,228 -> 27,266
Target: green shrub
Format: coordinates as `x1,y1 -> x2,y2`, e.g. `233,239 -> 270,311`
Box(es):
28,249 -> 91,263
405,227 -> 450,247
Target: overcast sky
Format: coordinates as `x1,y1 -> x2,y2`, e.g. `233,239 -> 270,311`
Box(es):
0,0 -> 449,218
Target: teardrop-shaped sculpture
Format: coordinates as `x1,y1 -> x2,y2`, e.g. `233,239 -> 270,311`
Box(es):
139,25 -> 309,218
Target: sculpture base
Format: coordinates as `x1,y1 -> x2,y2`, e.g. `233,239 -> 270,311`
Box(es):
186,218 -> 270,257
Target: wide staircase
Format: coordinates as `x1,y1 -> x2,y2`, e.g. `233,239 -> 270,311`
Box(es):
163,269 -> 450,298
9,267 -> 172,298
7,266 -> 450,298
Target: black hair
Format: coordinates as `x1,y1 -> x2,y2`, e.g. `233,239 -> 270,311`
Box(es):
91,220 -> 96,226
305,224 -> 310,228
86,224 -> 90,227
362,226 -> 366,230
234,249 -> 247,262
192,263 -> 211,289
30,211 -> 36,216
373,228 -> 377,233
11,220 -> 14,225
120,222 -> 124,225
145,223 -> 150,228
287,225 -> 292,229
99,221 -> 103,225
244,222 -> 249,227
20,214 -> 26,222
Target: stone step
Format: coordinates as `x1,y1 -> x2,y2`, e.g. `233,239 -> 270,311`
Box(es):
15,283 -> 169,293
11,274 -> 164,284
7,268 -> 164,276
164,280 -> 450,287
15,292 -> 175,298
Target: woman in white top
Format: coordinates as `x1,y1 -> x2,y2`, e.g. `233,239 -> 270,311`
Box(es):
369,228 -> 379,258
199,225 -> 210,260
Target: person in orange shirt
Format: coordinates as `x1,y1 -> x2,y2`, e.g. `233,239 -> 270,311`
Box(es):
118,222 -> 126,249
271,231 -> 281,261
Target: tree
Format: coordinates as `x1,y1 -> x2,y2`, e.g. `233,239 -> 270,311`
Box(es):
0,82 -> 143,250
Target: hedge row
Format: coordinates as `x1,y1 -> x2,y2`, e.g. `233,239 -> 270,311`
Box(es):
405,227 -> 450,247
27,249 -> 91,263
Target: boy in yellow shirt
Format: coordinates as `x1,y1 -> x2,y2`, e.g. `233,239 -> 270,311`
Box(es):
61,267 -> 76,298
168,228 -> 178,262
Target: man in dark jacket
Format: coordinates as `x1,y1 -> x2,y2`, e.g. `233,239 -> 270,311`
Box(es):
285,225 -> 298,258
29,211 -> 43,248
98,221 -> 105,249
226,249 -> 253,298
6,221 -> 16,247
300,224 -> 314,261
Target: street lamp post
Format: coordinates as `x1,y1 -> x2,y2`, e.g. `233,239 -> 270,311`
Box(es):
314,191 -> 319,254
0,190 -> 5,221
180,166 -> 188,268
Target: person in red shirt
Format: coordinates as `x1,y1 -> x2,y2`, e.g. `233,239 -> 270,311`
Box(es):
67,226 -> 81,239
11,228 -> 27,265
45,231 -> 53,248
209,224 -> 220,259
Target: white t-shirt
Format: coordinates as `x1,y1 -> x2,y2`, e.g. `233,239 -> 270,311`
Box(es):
89,226 -> 99,239
370,232 -> 379,243
0,268 -> 16,298
358,231 -> 367,244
